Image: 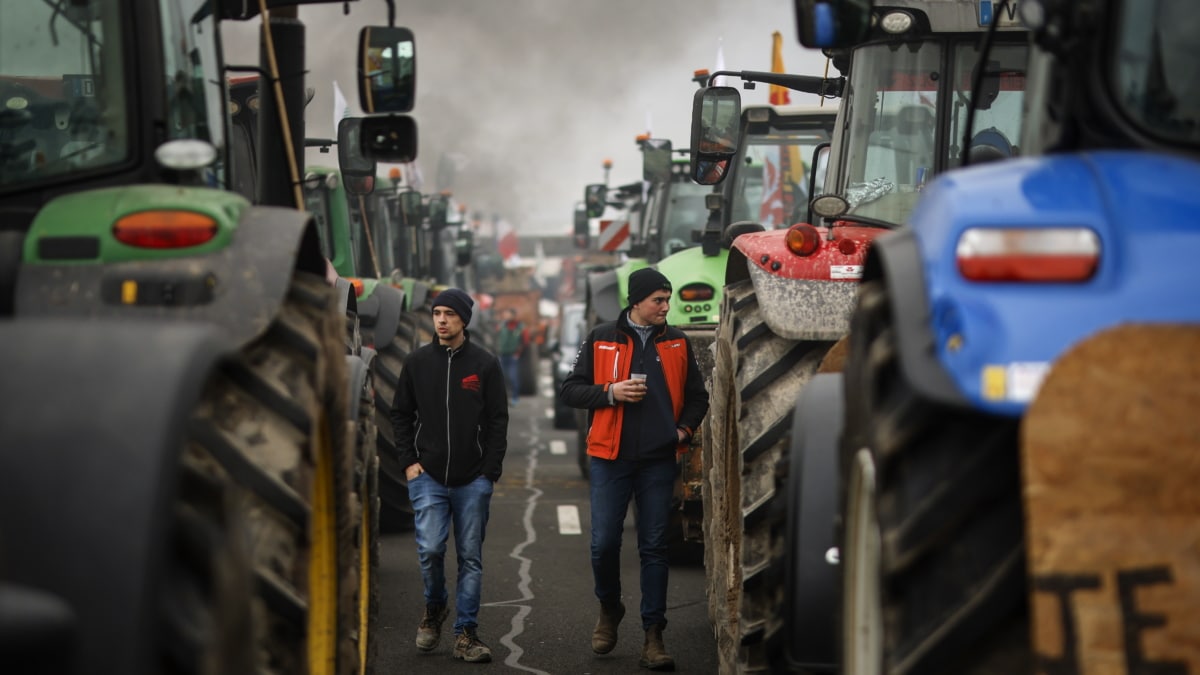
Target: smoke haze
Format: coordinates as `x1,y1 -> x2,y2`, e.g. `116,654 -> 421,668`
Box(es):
222,0 -> 832,236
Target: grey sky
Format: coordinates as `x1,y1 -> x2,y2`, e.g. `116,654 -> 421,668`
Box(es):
222,1 -> 832,235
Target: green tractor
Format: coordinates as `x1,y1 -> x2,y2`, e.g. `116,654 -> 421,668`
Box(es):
0,2 -> 414,673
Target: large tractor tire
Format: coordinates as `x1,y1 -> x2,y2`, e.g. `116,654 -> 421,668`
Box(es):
349,361 -> 380,675
186,272 -> 356,675
706,278 -> 834,673
368,310 -> 420,533
158,452 -> 257,675
1022,325 -> 1200,674
839,280 -> 1028,675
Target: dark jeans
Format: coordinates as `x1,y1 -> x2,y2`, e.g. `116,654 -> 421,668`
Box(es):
500,353 -> 520,404
409,472 -> 494,634
589,455 -> 677,630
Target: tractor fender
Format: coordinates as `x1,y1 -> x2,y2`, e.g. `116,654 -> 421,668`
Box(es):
728,232 -> 860,342
16,205 -> 327,349
407,281 -> 430,310
344,353 -> 371,424
356,283 -> 405,350
867,229 -> 967,407
782,372 -> 843,672
586,267 -> 622,324
0,318 -> 231,675
333,276 -> 357,318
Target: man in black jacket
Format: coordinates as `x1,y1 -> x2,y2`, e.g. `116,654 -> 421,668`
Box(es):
390,288 -> 508,663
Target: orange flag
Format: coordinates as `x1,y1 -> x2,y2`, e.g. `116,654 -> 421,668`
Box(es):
769,31 -> 791,106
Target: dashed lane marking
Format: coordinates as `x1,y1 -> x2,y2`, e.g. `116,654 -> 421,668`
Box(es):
557,504 -> 582,535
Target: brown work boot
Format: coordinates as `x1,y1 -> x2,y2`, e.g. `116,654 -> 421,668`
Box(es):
591,600 -> 625,654
452,627 -> 493,663
639,623 -> 675,671
414,603 -> 448,652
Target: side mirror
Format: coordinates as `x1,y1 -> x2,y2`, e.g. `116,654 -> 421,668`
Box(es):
397,189 -> 424,224
807,142 -> 831,219
794,0 -> 873,49
358,26 -> 416,113
337,117 -> 376,179
584,184 -> 607,218
573,203 -> 589,248
428,194 -> 449,228
690,87 -> 741,185
360,115 -> 418,163
641,138 -> 672,183
455,228 -> 474,266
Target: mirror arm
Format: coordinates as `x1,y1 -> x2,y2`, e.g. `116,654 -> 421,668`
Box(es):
709,69 -> 844,98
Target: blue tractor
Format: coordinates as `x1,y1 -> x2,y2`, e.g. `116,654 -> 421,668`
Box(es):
788,0 -> 1200,673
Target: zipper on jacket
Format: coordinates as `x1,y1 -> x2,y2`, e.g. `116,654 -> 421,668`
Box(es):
476,425 -> 483,458
445,346 -> 455,483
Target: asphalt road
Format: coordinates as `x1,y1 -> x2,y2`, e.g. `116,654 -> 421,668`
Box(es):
373,360 -> 718,674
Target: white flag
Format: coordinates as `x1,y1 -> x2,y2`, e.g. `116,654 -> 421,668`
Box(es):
332,80 -> 351,137
713,37 -> 727,87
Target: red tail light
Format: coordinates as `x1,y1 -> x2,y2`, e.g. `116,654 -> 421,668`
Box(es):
113,210 -> 218,249
956,227 -> 1100,282
679,283 -> 715,301
785,223 -> 822,257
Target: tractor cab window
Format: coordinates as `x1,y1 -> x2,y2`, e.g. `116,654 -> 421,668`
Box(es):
659,179 -> 711,258
303,180 -> 337,262
159,0 -> 227,187
0,1 -> 128,191
1114,0 -> 1200,146
839,38 -> 1026,225
731,127 -> 832,229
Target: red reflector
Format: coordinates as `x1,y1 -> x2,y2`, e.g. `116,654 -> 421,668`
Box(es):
113,211 -> 218,249
957,255 -> 1099,282
837,238 -> 858,255
785,224 -> 821,257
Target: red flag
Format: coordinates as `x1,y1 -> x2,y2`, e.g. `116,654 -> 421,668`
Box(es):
769,31 -> 791,106
496,218 -> 519,261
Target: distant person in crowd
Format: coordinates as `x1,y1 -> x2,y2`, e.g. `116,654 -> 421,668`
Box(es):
390,288 -> 509,663
560,268 -> 709,671
496,307 -> 528,406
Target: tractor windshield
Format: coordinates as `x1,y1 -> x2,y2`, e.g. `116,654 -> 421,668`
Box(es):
1112,0 -> 1200,147
0,0 -> 226,192
730,123 -> 832,229
838,39 -> 1026,225
351,191 -> 398,277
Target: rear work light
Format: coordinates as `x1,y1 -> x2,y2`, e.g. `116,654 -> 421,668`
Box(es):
113,210 -> 218,249
679,283 -> 715,302
956,227 -> 1100,282
785,223 -> 822,257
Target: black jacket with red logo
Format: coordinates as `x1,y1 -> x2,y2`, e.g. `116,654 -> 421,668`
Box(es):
390,332 -> 509,486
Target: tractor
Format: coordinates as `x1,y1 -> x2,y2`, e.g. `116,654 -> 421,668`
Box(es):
0,1 -> 415,673
691,0 -> 1029,671
788,0 -> 1200,673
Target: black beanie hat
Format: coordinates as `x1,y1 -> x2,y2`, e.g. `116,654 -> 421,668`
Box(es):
431,288 -> 474,326
627,267 -> 673,307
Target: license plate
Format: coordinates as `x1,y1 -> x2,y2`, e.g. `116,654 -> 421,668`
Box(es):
978,1 -> 1021,27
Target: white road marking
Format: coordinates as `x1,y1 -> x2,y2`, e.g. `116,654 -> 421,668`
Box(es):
481,416 -> 551,675
549,440 -> 566,455
557,504 -> 582,535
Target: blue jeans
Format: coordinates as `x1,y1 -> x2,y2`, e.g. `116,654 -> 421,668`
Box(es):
500,354 -> 520,404
409,472 -> 494,634
589,455 -> 677,630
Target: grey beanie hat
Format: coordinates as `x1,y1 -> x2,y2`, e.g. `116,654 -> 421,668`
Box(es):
431,288 -> 474,326
627,267 -> 673,306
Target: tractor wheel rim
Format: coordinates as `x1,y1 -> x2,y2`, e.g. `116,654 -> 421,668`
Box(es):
308,412 -> 339,675
844,447 -> 883,675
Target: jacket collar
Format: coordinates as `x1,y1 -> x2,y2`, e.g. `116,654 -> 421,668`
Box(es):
618,308 -> 667,340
